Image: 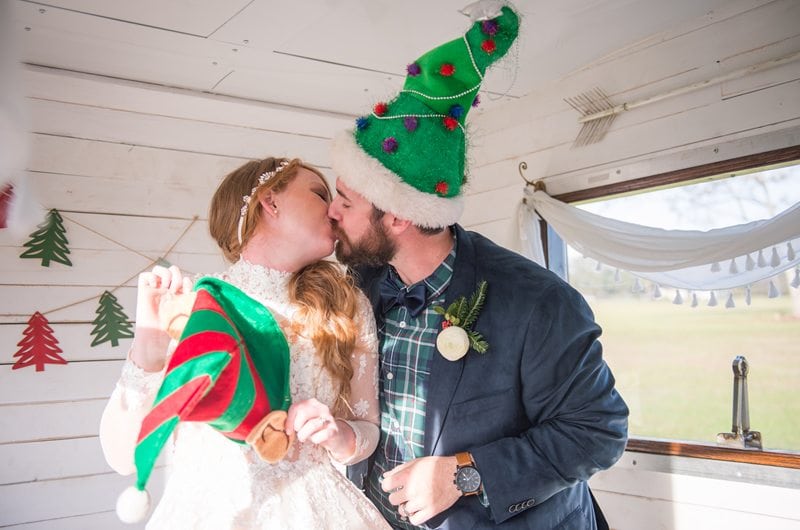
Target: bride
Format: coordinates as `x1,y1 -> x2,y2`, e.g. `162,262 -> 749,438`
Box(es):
99,157 -> 390,529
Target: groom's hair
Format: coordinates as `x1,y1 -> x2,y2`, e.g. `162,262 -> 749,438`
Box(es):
371,206 -> 445,236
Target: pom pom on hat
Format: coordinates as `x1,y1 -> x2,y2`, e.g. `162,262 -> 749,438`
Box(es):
481,19 -> 499,35
116,486 -> 151,524
382,137 -> 398,153
481,39 -> 497,54
448,104 -> 464,119
403,116 -> 418,131
407,62 -> 421,76
439,63 -> 455,76
443,116 -> 459,131
374,102 -> 388,116
356,116 -> 369,130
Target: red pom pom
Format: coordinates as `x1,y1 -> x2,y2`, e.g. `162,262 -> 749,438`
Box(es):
373,102 -> 388,116
443,116 -> 458,131
439,63 -> 455,76
481,39 -> 496,54
434,181 -> 449,195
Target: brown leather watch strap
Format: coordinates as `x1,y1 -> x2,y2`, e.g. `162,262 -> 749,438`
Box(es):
455,451 -> 474,467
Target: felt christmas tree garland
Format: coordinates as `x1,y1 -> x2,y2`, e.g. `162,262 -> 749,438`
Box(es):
91,291 -> 135,347
19,208 -> 72,267
12,312 -> 68,371
8,213 -> 196,371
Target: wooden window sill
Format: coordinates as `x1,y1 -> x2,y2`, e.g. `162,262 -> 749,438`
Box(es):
626,437 -> 800,469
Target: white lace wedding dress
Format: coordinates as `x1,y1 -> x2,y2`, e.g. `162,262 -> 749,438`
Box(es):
100,260 -> 390,530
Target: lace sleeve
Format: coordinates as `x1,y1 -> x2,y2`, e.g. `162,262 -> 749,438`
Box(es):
99,348 -> 169,475
334,293 -> 380,465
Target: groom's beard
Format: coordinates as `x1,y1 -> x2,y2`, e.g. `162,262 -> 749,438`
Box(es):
333,220 -> 396,267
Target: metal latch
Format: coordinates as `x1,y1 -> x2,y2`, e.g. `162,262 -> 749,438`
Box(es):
716,356 -> 762,449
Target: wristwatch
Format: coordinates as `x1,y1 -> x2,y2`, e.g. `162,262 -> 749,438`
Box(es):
454,452 -> 482,496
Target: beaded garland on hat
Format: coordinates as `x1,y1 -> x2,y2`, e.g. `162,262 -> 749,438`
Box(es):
236,160 -> 290,245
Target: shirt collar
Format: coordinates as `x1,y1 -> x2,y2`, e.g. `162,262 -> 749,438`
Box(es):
386,228 -> 457,303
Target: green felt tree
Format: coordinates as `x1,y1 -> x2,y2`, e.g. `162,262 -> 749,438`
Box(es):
91,291 -> 135,347
19,208 -> 72,267
12,312 -> 68,372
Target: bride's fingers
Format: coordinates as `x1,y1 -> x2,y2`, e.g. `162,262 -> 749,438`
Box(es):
149,265 -> 171,290
286,399 -> 328,435
138,271 -> 157,289
167,266 -> 183,293
298,416 -> 333,443
181,276 -> 193,295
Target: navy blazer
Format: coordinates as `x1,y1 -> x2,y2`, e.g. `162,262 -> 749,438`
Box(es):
350,224 -> 628,529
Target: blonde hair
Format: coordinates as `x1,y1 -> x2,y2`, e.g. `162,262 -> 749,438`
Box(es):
209,157 -> 358,415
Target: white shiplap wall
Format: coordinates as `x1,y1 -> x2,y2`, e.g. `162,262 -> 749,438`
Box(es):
0,66 -> 351,529
1,0 -> 799,527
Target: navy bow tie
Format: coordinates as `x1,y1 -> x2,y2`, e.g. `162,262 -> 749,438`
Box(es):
379,276 -> 428,317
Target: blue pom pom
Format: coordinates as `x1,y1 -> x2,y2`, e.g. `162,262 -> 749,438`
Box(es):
356,116 -> 369,130
448,105 -> 464,118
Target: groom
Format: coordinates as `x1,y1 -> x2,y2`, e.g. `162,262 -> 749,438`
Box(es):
329,4 -> 628,530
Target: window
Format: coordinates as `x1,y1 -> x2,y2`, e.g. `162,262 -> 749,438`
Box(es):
563,162 -> 800,452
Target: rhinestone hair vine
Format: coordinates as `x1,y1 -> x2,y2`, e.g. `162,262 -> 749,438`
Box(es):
236,160 -> 290,245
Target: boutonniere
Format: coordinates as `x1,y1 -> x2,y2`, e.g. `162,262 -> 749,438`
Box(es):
433,280 -> 489,361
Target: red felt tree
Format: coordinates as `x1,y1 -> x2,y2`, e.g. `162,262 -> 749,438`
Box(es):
13,312 -> 68,371
91,291 -> 134,347
20,208 -> 72,267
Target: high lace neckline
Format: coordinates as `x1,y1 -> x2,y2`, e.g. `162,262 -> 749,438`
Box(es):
225,259 -> 294,306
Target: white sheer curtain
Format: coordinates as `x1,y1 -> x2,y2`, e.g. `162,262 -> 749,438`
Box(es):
519,186 -> 800,304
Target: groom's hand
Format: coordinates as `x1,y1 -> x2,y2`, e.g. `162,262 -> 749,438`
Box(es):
381,456 -> 461,525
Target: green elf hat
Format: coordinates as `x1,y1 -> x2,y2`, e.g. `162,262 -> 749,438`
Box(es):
331,2 -> 520,228
115,277 -> 292,524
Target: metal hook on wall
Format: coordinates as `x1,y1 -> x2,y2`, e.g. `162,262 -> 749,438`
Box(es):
519,162 -> 546,205
518,161 -> 535,186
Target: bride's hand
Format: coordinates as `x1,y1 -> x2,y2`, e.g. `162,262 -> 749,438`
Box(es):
135,265 -> 193,329
285,398 -> 355,460
130,265 -> 193,371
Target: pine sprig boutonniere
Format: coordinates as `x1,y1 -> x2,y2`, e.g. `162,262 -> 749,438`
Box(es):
433,280 -> 489,361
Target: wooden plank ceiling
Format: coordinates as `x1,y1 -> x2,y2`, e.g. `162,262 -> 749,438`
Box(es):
9,0 -> 739,116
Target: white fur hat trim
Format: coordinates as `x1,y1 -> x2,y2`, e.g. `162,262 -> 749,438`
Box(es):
330,130 -> 464,229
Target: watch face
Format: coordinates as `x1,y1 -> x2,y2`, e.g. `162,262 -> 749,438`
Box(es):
456,466 -> 481,493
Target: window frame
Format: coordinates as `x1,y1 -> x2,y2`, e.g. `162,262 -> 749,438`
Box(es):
544,144 -> 800,468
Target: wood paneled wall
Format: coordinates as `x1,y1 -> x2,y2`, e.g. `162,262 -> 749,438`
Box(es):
1,0 -> 798,526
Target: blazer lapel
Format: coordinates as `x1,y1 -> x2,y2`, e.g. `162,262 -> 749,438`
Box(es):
425,225 -> 477,455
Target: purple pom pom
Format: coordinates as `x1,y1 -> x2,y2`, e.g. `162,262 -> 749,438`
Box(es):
407,63 -> 421,76
382,137 -> 398,153
356,116 -> 369,130
481,20 -> 498,36
403,117 -> 418,132
448,105 -> 464,119
472,94 -> 481,108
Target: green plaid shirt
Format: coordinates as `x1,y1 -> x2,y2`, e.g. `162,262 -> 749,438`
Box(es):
366,237 -> 457,530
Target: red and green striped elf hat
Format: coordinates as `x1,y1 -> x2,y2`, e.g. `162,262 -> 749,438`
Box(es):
116,276 -> 291,523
